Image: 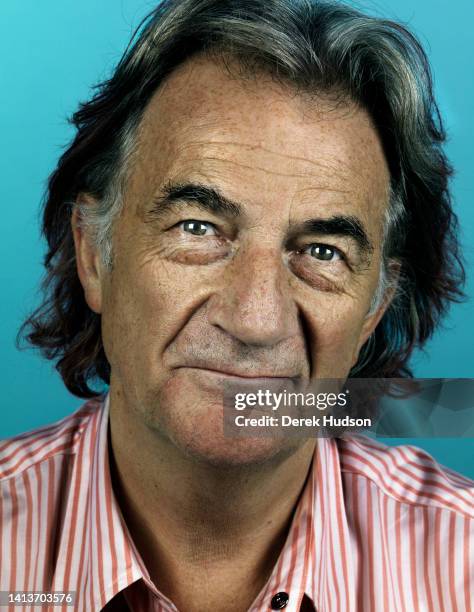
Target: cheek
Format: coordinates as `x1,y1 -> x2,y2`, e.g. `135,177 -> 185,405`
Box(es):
306,300 -> 367,377
100,255 -> 212,381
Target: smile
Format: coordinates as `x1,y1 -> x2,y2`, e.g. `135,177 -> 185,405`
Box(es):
175,365 -> 299,383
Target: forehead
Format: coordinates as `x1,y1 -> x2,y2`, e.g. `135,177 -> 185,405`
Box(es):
126,55 -> 390,221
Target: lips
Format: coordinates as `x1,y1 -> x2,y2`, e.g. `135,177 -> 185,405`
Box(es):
175,364 -> 300,381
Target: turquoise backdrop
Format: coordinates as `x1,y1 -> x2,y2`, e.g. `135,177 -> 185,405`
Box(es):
0,1 -> 473,477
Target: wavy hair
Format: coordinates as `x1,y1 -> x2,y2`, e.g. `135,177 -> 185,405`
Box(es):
19,0 -> 465,397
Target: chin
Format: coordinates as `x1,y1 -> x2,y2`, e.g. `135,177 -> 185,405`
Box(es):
140,368 -> 302,468
142,388 -> 295,470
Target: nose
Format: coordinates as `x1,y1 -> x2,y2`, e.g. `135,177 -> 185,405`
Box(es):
207,244 -> 297,347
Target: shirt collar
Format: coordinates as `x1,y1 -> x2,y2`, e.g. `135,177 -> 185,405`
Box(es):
54,394 -> 355,611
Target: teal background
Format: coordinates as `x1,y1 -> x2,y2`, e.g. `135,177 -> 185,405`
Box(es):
0,1 -> 473,477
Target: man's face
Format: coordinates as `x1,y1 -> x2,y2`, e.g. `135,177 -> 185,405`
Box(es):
78,56 -> 392,466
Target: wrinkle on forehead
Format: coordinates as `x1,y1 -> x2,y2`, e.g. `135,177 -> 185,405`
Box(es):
167,151 -> 356,185
172,139 -> 357,178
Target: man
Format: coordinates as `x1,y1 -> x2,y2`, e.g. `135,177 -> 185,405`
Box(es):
1,0 -> 473,610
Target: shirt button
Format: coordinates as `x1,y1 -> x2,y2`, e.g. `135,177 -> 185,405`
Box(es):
271,592 -> 289,609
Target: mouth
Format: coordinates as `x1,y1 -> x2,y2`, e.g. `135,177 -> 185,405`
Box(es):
175,365 -> 299,384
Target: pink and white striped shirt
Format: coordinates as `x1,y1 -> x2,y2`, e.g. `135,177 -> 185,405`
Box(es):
1,394 -> 473,611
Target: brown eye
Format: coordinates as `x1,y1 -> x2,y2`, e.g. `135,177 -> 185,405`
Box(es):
308,244 -> 342,261
180,220 -> 217,236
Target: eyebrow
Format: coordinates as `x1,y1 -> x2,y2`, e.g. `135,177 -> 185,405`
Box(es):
150,181 -> 242,219
149,181 -> 373,254
296,216 -> 373,254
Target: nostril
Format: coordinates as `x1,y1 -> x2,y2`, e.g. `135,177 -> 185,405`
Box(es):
206,251 -> 296,346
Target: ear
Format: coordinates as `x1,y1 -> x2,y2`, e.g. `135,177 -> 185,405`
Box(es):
71,195 -> 104,314
351,262 -> 400,367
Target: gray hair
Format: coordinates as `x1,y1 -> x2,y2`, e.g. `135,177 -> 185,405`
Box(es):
24,0 -> 463,396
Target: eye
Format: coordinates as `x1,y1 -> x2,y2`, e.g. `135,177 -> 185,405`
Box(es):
179,219 -> 217,236
306,243 -> 343,262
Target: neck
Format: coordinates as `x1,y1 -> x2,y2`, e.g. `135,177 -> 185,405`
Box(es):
108,387 -> 316,612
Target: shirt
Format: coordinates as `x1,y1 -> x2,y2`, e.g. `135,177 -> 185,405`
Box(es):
0,394 -> 473,612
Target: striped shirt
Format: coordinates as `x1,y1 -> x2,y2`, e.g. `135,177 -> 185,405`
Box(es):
0,394 -> 473,612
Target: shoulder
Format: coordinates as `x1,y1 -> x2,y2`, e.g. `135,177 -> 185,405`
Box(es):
338,434 -> 474,517
0,396 -> 104,482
